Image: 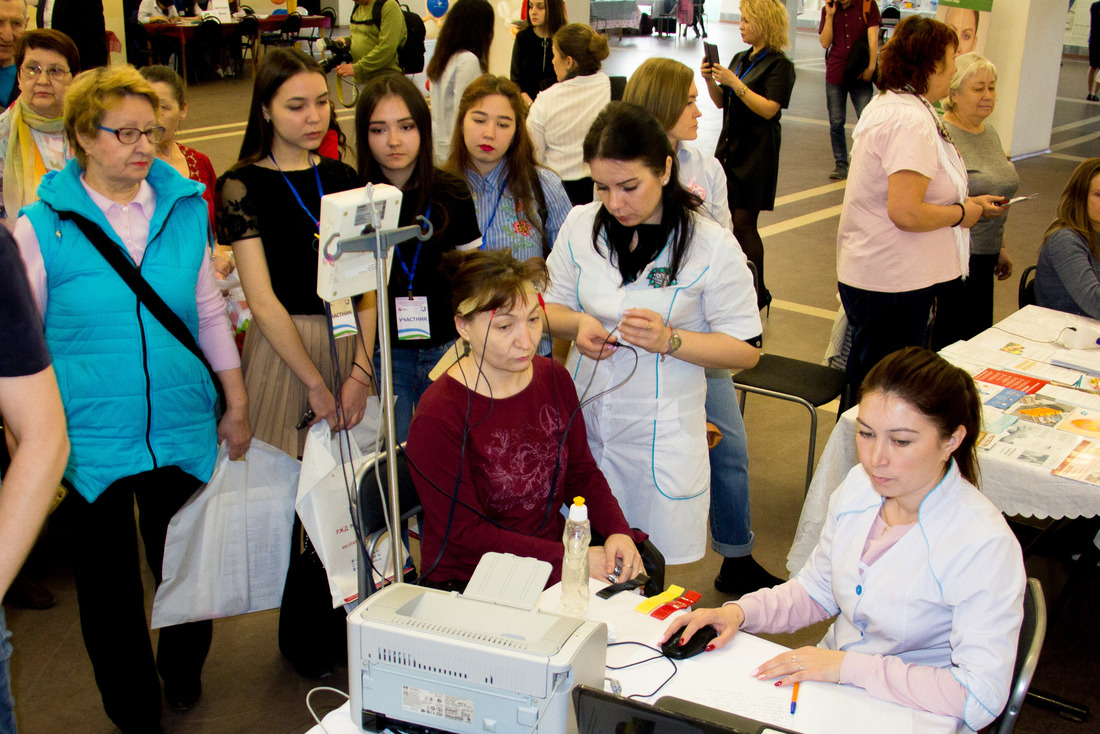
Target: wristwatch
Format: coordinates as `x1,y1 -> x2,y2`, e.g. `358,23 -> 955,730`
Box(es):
661,328 -> 682,363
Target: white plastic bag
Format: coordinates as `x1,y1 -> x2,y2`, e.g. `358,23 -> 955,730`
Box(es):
296,421 -> 367,608
151,440 -> 301,628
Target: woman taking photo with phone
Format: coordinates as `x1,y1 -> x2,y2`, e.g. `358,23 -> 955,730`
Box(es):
215,48 -> 364,680
356,71 -> 482,443
545,102 -> 761,565
701,0 -> 795,310
662,348 -> 1024,733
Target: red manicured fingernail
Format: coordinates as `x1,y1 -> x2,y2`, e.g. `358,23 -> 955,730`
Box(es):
705,644 -> 715,652
678,638 -> 686,646
774,681 -> 783,687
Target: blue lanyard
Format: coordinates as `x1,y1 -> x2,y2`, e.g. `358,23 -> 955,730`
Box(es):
270,154 -> 323,230
482,175 -> 509,233
394,199 -> 432,297
736,49 -> 769,82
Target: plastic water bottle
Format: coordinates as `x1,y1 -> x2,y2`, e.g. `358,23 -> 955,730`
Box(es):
560,497 -> 591,617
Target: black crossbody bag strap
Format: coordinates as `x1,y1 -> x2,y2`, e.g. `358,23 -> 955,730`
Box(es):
57,209 -> 226,416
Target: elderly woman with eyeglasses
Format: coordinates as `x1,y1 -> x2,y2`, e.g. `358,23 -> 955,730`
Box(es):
835,16 -> 1005,394
0,29 -> 80,226
12,65 -> 250,732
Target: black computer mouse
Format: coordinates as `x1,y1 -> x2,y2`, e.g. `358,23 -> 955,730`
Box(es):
660,624 -> 719,660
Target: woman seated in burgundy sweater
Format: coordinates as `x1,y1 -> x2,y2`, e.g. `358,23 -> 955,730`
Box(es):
405,249 -> 646,590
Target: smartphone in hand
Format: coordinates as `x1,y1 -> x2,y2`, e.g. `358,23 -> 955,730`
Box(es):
704,42 -> 720,67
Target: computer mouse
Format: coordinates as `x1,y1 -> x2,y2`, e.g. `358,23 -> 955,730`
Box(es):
660,624 -> 719,660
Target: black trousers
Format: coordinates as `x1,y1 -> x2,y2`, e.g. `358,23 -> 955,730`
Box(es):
61,466 -> 212,733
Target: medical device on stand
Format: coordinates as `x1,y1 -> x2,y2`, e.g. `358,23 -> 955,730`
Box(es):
316,182 -> 429,591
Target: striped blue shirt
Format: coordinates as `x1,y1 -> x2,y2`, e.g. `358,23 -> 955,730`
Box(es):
466,160 -> 573,260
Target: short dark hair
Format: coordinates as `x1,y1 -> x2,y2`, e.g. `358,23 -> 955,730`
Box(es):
583,102 -> 701,286
876,15 -> 957,95
15,28 -> 81,77
860,347 -> 981,486
443,249 -> 549,318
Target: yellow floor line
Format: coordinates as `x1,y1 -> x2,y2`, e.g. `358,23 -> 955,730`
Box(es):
1050,130 -> 1100,151
1052,115 -> 1100,134
760,204 -> 843,238
774,181 -> 846,207
177,111 -> 355,143
770,299 -> 838,321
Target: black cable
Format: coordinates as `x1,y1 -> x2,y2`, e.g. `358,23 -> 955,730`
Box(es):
606,641 -> 679,700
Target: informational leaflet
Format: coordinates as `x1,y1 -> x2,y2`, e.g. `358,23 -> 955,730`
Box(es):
1051,439 -> 1100,486
977,421 -> 1081,469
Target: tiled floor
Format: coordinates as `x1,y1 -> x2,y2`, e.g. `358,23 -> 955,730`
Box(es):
6,20 -> 1100,734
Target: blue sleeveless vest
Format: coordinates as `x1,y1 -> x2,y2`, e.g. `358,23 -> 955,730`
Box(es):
25,159 -> 218,502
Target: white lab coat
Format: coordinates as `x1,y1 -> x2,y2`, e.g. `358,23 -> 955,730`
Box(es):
676,142 -> 732,231
797,462 -> 1026,731
545,204 -> 760,563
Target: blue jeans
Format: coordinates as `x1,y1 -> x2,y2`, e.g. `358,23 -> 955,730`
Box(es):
0,607 -> 14,734
374,341 -> 456,444
705,371 -> 754,557
826,81 -> 874,167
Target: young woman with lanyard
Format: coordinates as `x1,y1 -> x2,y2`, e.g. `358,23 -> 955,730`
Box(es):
355,72 -> 482,443
701,0 -> 795,310
214,48 -> 364,680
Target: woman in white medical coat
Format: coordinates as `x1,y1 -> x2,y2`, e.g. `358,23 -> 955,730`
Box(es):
663,348 -> 1026,731
544,102 -> 762,564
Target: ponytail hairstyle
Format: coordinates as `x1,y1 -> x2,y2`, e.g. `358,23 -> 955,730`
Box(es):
582,102 -> 701,286
446,74 -> 553,255
860,347 -> 981,486
552,23 -> 609,79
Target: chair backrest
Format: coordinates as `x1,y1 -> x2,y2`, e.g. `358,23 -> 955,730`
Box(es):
355,444 -> 422,598
241,4 -> 255,14
989,577 -> 1047,734
1018,264 -> 1037,308
237,13 -> 259,40
609,75 -> 627,101
281,12 -> 303,37
321,7 -> 337,38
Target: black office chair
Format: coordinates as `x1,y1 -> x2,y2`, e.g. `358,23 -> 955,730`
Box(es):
126,19 -> 156,68
192,15 -> 224,83
261,11 -> 304,52
1018,264 -> 1037,308
355,444 -> 423,600
988,578 -> 1047,734
298,7 -> 336,57
732,263 -> 848,495
880,4 -> 901,42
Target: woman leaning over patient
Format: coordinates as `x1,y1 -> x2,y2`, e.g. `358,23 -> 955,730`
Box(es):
544,102 -> 761,566
406,249 -> 645,590
663,347 -> 1025,732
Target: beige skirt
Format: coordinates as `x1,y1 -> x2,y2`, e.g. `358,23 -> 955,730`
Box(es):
241,314 -> 357,458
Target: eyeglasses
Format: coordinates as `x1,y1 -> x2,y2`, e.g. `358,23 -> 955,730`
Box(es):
20,64 -> 70,81
97,125 -> 167,145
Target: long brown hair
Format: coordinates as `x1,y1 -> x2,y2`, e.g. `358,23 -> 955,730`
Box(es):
860,347 -> 981,486
425,0 -> 495,83
1043,157 -> 1100,256
445,75 -> 552,255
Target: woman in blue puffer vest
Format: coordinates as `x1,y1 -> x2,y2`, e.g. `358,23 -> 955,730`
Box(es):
12,65 -> 251,734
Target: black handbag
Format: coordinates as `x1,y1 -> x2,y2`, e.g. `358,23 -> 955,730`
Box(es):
841,0 -> 877,87
57,209 -> 226,417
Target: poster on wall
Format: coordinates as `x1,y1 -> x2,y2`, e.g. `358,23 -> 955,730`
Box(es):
936,0 -> 994,57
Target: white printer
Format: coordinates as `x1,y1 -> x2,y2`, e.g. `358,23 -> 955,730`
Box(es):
347,554 -> 607,734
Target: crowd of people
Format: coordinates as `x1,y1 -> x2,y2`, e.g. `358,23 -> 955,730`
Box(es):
3,0 -> 1091,731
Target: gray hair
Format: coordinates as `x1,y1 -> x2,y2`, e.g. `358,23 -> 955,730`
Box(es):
943,52 -> 997,112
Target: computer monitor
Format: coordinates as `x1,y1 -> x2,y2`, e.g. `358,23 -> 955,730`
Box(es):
572,686 -> 800,734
